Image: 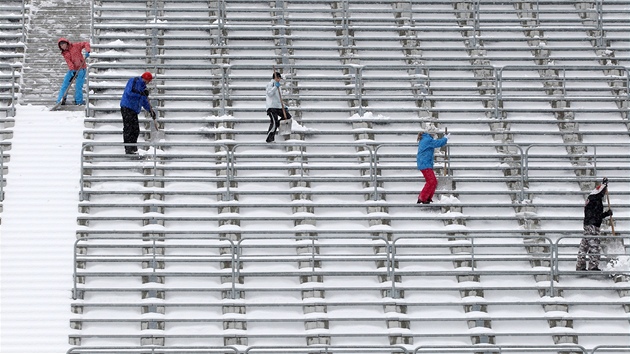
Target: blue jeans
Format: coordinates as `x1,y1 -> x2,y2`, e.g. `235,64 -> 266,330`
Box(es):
57,69 -> 86,104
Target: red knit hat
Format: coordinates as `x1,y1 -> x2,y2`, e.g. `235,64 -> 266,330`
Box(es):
141,72 -> 153,82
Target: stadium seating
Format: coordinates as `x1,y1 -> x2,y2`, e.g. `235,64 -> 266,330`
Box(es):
0,0 -> 23,117
70,0 -> 630,351
0,0 -> 25,217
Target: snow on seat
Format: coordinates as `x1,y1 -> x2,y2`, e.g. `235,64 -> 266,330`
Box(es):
66,0 -> 630,350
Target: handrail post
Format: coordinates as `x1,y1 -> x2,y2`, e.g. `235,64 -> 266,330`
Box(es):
472,0 -> 480,47
342,0 -> 349,47
217,0 -> 225,46
300,147 -> 305,178
495,68 -> 502,120
21,1 -> 27,43
310,236 -> 316,273
550,239 -> 557,297
152,142 -> 158,186
470,238 -> 476,271
390,240 -> 398,298
90,0 -> 94,41
354,66 -> 364,116
220,65 -> 228,116
230,239 -> 237,300
233,240 -> 243,300
72,239 -> 81,300
79,144 -> 88,201
596,0 -> 604,48
151,237 -> 158,277
372,145 -> 379,201
10,65 -> 16,116
592,145 -> 597,176
224,145 -> 233,201
519,146 -> 525,202
150,0 -> 158,64
85,64 -> 92,117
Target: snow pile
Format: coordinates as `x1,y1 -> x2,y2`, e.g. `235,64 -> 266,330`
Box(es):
606,256 -> 630,274
348,112 -> 390,122
290,119 -> 316,132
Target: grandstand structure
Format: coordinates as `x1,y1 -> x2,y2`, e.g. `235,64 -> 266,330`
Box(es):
1,0 -> 630,353
0,0 -> 26,219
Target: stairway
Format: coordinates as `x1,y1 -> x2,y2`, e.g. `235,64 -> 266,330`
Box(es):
20,0 -> 91,106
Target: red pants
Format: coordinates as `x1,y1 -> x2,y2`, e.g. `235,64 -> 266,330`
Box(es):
419,168 -> 437,202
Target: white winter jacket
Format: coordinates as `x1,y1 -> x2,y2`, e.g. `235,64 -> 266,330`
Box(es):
266,79 -> 283,109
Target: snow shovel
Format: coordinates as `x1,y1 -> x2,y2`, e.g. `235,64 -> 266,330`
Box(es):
148,103 -> 163,143
274,69 -> 292,137
601,179 -> 625,271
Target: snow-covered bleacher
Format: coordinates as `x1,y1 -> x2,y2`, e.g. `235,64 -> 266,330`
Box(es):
0,0 -> 26,215
70,0 -> 630,351
70,232 -> 630,347
0,0 -> 27,63
0,0 -> 24,118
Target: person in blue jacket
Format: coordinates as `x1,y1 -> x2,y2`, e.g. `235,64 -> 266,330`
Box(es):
416,129 -> 449,204
120,72 -> 155,154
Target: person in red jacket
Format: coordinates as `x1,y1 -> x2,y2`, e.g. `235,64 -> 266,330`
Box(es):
56,38 -> 90,105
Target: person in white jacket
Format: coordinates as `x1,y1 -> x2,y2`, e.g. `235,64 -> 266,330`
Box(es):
265,72 -> 292,142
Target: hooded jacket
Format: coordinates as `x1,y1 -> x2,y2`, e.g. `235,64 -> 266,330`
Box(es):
584,185 -> 611,228
266,79 -> 282,109
120,77 -> 151,114
58,38 -> 90,71
416,133 -> 448,170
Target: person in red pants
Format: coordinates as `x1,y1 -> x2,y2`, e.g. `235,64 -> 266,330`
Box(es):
416,130 -> 449,204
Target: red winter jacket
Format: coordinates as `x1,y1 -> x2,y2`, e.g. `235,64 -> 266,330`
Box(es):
58,38 -> 90,71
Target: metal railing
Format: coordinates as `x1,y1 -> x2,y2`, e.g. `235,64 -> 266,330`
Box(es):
72,234 -> 630,301
72,236 -> 237,301
21,0 -> 29,43
68,346 -> 239,354
86,61 -> 630,119
496,65 -> 630,119
79,141 -> 630,202
68,344 -> 625,354
0,63 -> 18,117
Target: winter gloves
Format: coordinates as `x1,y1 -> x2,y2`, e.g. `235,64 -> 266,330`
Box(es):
142,89 -> 150,97
150,110 -> 156,120
84,52 -> 90,59
602,177 -> 608,185
274,81 -> 280,87
605,210 -> 613,218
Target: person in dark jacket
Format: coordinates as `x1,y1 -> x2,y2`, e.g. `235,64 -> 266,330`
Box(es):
57,37 -> 90,105
120,72 -> 155,155
416,130 -> 449,204
576,179 -> 613,271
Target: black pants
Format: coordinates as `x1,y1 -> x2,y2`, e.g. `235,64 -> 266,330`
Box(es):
121,107 -> 140,154
266,108 -> 291,142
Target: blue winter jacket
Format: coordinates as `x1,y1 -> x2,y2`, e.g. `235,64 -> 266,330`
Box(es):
120,77 -> 151,114
416,133 -> 448,170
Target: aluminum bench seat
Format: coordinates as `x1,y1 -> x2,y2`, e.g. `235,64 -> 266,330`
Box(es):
75,213 -> 626,225
81,116 -> 630,127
